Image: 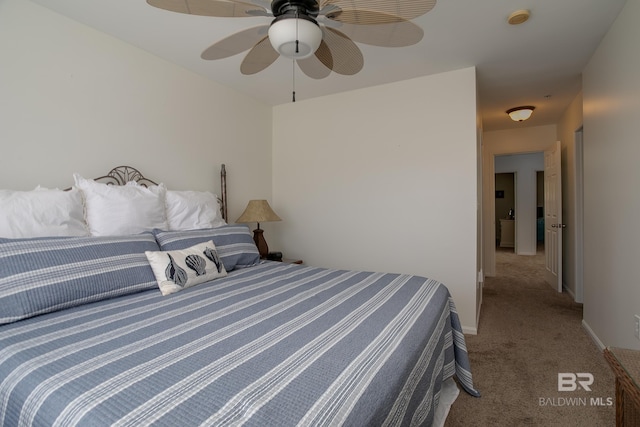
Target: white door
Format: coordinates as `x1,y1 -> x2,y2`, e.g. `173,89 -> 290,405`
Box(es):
544,141 -> 563,291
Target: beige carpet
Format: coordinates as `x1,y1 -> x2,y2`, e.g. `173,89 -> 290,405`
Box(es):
445,246 -> 615,427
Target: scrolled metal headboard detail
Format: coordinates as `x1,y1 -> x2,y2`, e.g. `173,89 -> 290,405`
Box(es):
84,165 -> 228,222
220,164 -> 228,222
94,166 -> 158,188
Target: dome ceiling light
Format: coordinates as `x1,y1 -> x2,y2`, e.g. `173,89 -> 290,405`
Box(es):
507,106 -> 536,122
268,14 -> 322,59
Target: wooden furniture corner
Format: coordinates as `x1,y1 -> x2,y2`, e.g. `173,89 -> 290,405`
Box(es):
604,347 -> 640,426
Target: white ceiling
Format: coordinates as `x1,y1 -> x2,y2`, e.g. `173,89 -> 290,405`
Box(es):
32,0 -> 626,131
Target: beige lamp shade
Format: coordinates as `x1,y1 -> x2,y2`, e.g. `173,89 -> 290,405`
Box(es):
236,200 -> 281,258
236,200 -> 282,225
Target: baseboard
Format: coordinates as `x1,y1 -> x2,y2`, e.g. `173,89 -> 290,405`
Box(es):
564,282 -> 576,301
516,251 -> 536,256
582,319 -> 606,351
462,325 -> 478,335
460,292 -> 482,336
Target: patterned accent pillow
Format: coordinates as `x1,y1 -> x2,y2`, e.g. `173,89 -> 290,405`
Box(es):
145,241 -> 227,296
0,233 -> 160,325
153,225 -> 260,272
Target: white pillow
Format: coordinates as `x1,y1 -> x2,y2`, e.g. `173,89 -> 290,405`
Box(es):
165,190 -> 226,231
145,240 -> 227,295
73,173 -> 168,236
0,187 -> 88,238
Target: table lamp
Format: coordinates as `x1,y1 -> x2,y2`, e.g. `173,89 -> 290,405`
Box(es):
236,200 -> 282,258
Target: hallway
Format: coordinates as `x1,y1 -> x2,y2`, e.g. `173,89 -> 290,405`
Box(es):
445,248 -> 613,426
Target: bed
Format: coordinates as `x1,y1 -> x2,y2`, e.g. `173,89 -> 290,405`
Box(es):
0,166 -> 478,427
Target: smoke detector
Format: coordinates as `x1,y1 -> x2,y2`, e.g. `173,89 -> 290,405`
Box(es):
508,10 -> 530,25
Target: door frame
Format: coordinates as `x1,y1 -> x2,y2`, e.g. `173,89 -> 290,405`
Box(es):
482,139 -> 558,277
494,172 -> 516,250
574,127 -> 584,302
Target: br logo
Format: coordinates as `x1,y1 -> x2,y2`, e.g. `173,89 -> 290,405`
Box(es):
558,373 -> 594,391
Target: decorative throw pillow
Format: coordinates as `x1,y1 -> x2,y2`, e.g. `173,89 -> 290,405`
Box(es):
165,190 -> 227,230
145,240 -> 227,296
0,187 -> 88,238
73,173 -> 168,236
153,225 -> 260,272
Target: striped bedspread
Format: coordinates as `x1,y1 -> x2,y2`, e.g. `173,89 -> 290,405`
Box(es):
0,261 -> 478,426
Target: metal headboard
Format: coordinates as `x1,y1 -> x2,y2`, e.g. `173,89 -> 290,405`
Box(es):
89,165 -> 228,222
220,164 -> 228,222
93,166 -> 158,188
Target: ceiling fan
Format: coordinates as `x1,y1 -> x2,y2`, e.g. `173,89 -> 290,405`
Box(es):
147,0 -> 437,79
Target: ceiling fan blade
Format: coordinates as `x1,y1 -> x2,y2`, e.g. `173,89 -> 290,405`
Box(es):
327,10 -> 405,25
240,37 -> 280,75
335,19 -> 423,47
321,27 -> 363,75
201,25 -> 269,60
320,0 -> 436,23
297,43 -> 333,79
147,0 -> 268,18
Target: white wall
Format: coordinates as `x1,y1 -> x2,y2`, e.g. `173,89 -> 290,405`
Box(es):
0,0 -> 272,221
582,0 -> 640,350
272,68 -> 480,331
482,125 -> 557,276
494,153 -> 544,255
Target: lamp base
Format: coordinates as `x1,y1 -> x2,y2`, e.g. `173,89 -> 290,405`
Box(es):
252,228 -> 269,258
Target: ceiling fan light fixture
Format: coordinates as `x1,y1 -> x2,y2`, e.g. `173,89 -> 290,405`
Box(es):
507,106 -> 535,122
268,15 -> 322,59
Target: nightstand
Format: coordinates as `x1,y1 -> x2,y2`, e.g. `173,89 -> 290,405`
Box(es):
499,219 -> 515,248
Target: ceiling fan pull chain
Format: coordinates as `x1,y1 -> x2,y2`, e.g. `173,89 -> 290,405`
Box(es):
292,57 -> 296,102
292,9 -> 297,102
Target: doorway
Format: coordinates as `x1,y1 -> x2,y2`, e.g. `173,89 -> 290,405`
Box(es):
482,139 -> 562,278
495,172 -> 515,252
493,153 -> 544,260
483,131 -> 583,307
493,162 -> 546,276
